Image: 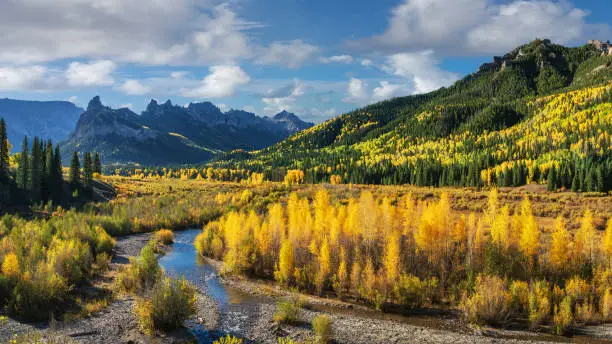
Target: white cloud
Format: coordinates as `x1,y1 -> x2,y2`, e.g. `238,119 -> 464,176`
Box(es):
65,60 -> 116,87
217,103 -> 230,112
256,40 -> 320,68
0,65 -> 49,90
467,1 -> 590,53
351,0 -> 608,55
119,79 -> 152,95
321,55 -> 354,64
360,59 -> 374,67
0,1 -> 257,65
372,81 -> 410,101
120,103 -> 133,110
342,78 -> 369,104
309,107 -> 337,121
171,71 -> 188,79
386,51 -> 459,93
182,65 -> 250,98
68,96 -> 78,103
261,79 -> 305,114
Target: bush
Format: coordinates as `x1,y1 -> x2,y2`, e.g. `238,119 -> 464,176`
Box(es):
393,274 -> 423,307
117,241 -> 162,294
575,298 -> 599,324
155,229 -> 174,245
312,314 -> 333,344
510,280 -> 529,313
460,275 -> 511,324
134,277 -> 197,333
528,280 -> 550,328
601,288 -> 612,320
213,334 -> 243,344
274,298 -> 302,324
554,296 -> 573,335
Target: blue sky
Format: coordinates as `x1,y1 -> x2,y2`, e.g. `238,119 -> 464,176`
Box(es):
0,0 -> 610,123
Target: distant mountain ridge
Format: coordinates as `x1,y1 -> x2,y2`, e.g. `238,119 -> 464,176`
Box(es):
0,98 -> 83,149
60,96 -> 313,165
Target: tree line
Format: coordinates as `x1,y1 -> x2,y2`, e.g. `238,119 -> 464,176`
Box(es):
0,117 -> 102,207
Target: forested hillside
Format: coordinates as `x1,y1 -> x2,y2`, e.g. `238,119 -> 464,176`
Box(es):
213,40 -> 612,191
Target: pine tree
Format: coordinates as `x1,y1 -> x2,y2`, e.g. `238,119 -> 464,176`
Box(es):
28,137 -> 42,201
547,166 -> 557,191
69,151 -> 80,189
93,152 -> 102,175
0,118 -> 9,180
54,145 -> 63,193
83,152 -> 93,192
16,136 -> 29,191
44,140 -> 54,200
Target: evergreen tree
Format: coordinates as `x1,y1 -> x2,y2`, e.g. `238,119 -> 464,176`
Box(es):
571,173 -> 579,192
54,145 -> 63,195
0,118 -> 9,180
45,140 -> 55,200
93,152 -> 102,175
83,152 -> 93,192
29,137 -> 42,201
547,166 -> 557,192
16,136 -> 29,191
69,151 -> 80,189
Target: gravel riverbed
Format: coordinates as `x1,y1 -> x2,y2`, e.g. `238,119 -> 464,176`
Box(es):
3,232 -> 607,344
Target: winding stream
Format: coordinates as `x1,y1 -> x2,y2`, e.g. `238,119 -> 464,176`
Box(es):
159,229 -> 262,343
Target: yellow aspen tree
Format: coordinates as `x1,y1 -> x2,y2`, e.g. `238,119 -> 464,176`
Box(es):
334,247 -> 349,297
314,188 -> 331,240
345,198 -> 361,243
486,188 -> 499,226
379,197 -> 396,237
601,218 -> 612,266
575,209 -> 596,263
359,191 -> 378,252
275,238 -> 294,286
329,206 -> 343,250
383,230 -> 401,284
549,216 -> 570,272
1,252 -> 20,278
287,193 -> 300,243
267,203 -> 285,245
519,198 -> 540,259
316,237 -> 331,294
491,205 -> 510,250
401,192 -> 416,236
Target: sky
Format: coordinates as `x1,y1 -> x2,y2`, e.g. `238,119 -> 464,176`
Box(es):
0,0 -> 610,123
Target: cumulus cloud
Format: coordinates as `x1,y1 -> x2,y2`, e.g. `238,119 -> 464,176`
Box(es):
0,65 -> 49,91
0,1 -> 258,66
372,81 -> 410,101
342,78 -> 369,104
350,0 -> 609,55
182,65 -> 250,98
119,79 -> 152,95
321,55 -> 354,64
65,60 -> 116,87
255,40 -> 320,68
385,51 -> 459,93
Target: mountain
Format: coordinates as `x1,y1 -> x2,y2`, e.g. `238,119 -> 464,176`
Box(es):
213,39 -> 612,190
0,98 -> 83,149
61,97 -> 313,165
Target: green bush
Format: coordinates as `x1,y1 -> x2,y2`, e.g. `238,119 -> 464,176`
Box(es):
274,298 -> 302,324
134,277 -> 196,333
312,314 -> 333,344
117,241 -> 162,294
554,296 -> 573,335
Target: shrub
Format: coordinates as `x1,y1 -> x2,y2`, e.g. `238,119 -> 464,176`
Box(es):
213,334 -> 243,344
93,253 -> 111,275
510,280 -> 529,313
117,241 -> 162,294
601,288 -> 612,320
528,280 -> 550,327
393,274 -> 423,307
312,314 -> 333,344
460,275 -> 511,324
565,276 -> 590,304
274,298 -> 302,324
94,226 -> 115,254
155,229 -> 174,245
554,296 -> 573,335
575,298 -> 599,324
277,338 -> 303,344
134,277 -> 197,333
1,252 -> 20,278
